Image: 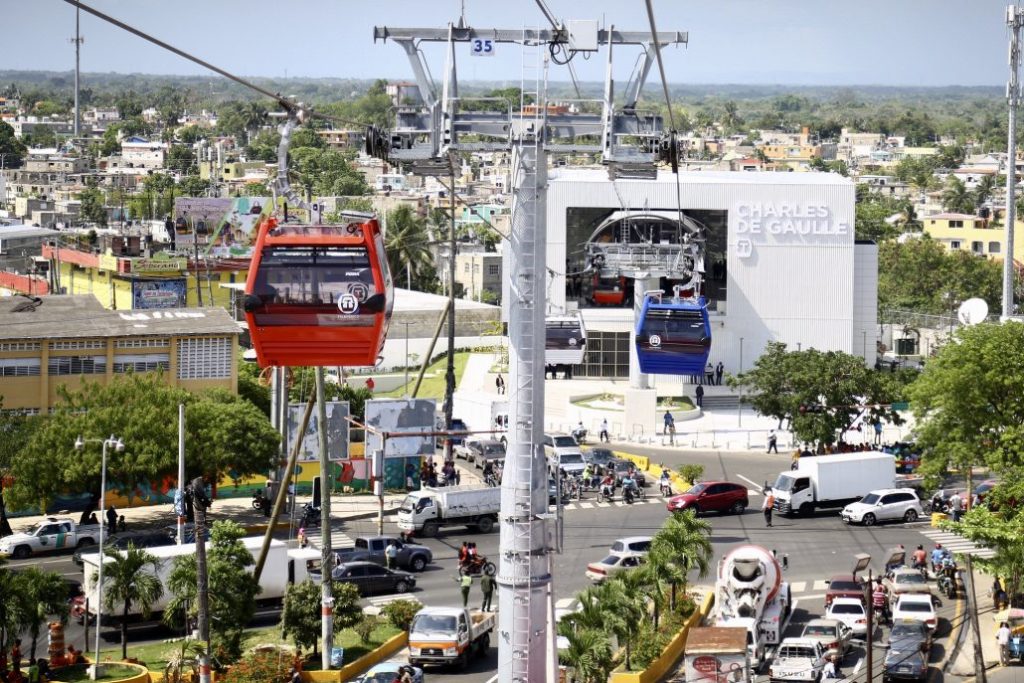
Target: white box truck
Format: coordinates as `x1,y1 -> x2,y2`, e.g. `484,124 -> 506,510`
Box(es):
771,452 -> 896,517
397,485 -> 501,537
81,537 -> 318,618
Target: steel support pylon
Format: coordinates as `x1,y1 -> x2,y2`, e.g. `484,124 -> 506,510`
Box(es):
497,139 -> 555,682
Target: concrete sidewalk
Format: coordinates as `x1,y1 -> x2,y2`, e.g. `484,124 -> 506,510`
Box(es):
950,567 -> 1007,678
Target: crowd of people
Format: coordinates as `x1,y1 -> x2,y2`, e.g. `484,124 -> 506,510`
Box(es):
0,639 -> 87,683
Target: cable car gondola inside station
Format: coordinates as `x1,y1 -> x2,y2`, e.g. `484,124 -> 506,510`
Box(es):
545,313 -> 587,367
634,292 -> 711,375
243,217 -> 394,368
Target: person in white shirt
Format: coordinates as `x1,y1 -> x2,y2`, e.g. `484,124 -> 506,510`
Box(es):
998,622 -> 1012,665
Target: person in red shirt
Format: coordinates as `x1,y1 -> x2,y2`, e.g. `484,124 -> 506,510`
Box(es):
912,545 -> 927,571
365,377 -> 375,392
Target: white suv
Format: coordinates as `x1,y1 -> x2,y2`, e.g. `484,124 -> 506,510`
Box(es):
841,488 -> 924,526
544,434 -> 586,476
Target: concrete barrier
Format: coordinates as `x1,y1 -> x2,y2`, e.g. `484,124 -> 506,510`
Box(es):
301,631 -> 409,682
613,450 -> 690,493
608,591 -> 714,683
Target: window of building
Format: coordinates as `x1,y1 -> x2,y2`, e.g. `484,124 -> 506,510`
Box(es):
0,358 -> 41,377
177,337 -> 232,379
48,355 -> 107,375
972,241 -> 984,254
0,342 -> 41,352
113,353 -> 170,374
949,220 -> 964,228
50,339 -> 105,351
464,263 -> 470,273
950,240 -> 961,249
473,263 -> 480,273
115,338 -> 170,349
989,241 -> 1001,254
576,331 -> 630,379
488,265 -> 500,276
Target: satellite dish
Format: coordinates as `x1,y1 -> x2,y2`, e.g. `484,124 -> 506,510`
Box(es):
957,298 -> 989,326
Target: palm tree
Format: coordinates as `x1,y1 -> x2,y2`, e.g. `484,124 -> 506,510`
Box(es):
0,559 -> 17,659
241,102 -> 268,145
908,167 -> 937,203
385,205 -> 433,290
14,567 -> 70,660
560,588 -> 607,634
941,176 -> 976,215
650,510 -> 713,610
973,173 -> 997,207
101,545 -> 164,659
597,577 -> 645,671
559,628 -> 616,683
163,637 -> 205,683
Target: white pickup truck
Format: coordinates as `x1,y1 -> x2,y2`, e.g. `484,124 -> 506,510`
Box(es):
408,606 -> 495,669
0,517 -> 102,559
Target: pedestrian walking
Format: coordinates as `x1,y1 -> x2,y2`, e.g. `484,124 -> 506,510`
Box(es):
949,491 -> 963,523
458,574 -> 473,607
767,430 -> 778,454
705,362 -> 714,385
495,374 -> 505,395
297,527 -> 307,549
873,419 -> 883,446
695,384 -> 704,409
762,490 -> 775,527
998,621 -> 1012,665
599,418 -> 609,443
715,361 -> 724,386
663,410 -> 675,436
480,572 -> 496,612
365,377 -> 375,392
385,540 -> 398,569
105,506 -> 118,531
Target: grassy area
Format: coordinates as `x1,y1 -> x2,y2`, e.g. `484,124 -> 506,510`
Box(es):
379,351 -> 470,399
657,396 -> 696,410
97,622 -> 400,674
49,664 -> 143,681
570,393 -> 624,411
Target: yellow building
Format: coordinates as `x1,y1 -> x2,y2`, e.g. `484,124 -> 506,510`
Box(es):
922,212 -> 1024,264
42,245 -> 246,311
0,294 -> 239,413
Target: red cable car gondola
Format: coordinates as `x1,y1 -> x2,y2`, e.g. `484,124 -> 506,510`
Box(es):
243,216 -> 394,368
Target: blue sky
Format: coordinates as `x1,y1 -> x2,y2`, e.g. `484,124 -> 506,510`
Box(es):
4,0 -> 1011,86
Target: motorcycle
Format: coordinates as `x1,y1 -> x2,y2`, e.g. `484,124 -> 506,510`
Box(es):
572,427 -> 587,445
251,491 -> 271,515
658,478 -> 673,497
600,482 -> 616,502
459,554 -> 497,577
623,484 -> 638,504
938,568 -> 964,599
300,502 -> 322,529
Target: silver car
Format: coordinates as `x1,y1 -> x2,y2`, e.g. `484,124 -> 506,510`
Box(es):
800,618 -> 853,657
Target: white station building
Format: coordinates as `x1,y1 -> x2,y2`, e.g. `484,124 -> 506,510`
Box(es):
532,169 -> 877,381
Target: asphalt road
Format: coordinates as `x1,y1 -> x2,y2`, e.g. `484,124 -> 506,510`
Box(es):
6,447 -> 977,682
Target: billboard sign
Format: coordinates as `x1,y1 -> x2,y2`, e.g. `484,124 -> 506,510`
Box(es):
287,401 -> 350,462
364,399 -> 437,459
173,196 -> 269,257
131,279 -> 186,309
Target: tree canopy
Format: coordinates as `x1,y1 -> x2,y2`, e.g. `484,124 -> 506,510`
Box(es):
0,121 -> 26,168
729,342 -> 910,446
4,374 -> 279,513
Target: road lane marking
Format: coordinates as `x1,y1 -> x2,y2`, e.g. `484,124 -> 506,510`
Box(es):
790,581 -> 807,592
736,474 -> 764,491
851,656 -> 864,675
485,675 -> 499,683
813,579 -> 829,591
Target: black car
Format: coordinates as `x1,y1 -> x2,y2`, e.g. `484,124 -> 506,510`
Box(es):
609,459 -> 646,487
887,619 -> 932,654
331,561 -> 416,596
882,646 -> 928,683
73,531 -> 175,566
585,448 -> 616,472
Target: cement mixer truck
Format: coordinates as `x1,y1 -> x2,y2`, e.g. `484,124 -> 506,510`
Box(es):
713,544 -> 792,672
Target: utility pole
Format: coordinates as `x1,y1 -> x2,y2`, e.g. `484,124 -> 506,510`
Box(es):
187,477 -> 212,683
314,367 -> 334,670
70,5 -> 83,138
371,19 -> 686,682
1005,4 -> 1022,319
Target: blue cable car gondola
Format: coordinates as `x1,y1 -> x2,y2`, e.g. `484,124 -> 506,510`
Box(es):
635,292 -> 711,375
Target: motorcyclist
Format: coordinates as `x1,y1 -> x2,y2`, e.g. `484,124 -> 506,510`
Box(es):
621,473 -> 638,501
930,544 -> 947,574
483,460 -> 496,485
659,468 -> 672,495
872,579 -> 890,624
912,544 -> 928,571
582,463 -> 595,489
600,473 -> 616,500
572,421 -> 587,443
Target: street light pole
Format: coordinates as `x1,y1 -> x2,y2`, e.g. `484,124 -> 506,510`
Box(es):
737,337 -> 744,427
74,435 -> 124,681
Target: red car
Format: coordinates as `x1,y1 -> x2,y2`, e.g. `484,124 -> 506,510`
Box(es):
666,481 -> 748,516
824,574 -> 865,608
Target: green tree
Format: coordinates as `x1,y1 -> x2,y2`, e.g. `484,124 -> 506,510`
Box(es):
941,176 -> 976,214
878,237 -> 1002,315
730,342 -> 906,448
245,130 -> 280,163
100,545 -> 164,658
176,125 -> 205,144
855,194 -> 900,242
597,577 -> 645,671
6,374 -> 279,515
384,204 -> 433,290
167,144 -> 196,174
178,175 -> 210,197
648,510 -> 712,610
163,638 -> 205,683
909,322 -> 1024,485
0,121 -> 27,168
78,183 -> 107,226
289,147 -> 369,198
558,628 -> 616,683
280,580 -> 321,654
973,173 -> 998,207
164,521 -> 260,661
14,567 -> 69,660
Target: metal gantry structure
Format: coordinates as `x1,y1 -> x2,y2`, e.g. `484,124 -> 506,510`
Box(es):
372,16 -> 686,681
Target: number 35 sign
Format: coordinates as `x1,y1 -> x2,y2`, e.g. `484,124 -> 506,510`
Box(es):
470,39 -> 495,56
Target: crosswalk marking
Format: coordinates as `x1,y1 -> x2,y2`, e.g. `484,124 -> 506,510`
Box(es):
362,594 -> 421,615
787,579 -> 833,595
919,528 -> 996,559
309,530 -> 355,550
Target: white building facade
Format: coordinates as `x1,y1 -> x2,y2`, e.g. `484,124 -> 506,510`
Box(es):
530,169 -> 876,380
